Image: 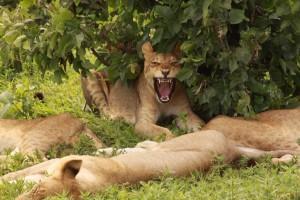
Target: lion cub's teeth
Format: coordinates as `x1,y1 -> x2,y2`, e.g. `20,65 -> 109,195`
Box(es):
161,79 -> 170,83
161,96 -> 170,101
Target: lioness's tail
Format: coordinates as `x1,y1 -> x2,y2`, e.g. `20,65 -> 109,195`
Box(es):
81,71 -> 110,113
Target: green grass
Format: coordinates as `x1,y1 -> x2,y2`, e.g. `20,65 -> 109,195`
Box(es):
1,67 -> 300,200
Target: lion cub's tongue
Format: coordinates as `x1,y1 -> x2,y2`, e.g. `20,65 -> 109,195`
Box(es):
158,81 -> 171,98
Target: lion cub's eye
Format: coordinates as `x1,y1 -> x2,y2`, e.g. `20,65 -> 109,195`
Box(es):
151,61 -> 160,65
170,61 -> 179,65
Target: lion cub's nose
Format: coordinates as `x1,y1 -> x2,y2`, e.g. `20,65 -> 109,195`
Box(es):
162,70 -> 170,77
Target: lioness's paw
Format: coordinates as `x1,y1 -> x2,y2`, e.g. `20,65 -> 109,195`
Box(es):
159,128 -> 175,140
272,154 -> 294,164
153,130 -> 175,141
136,140 -> 158,149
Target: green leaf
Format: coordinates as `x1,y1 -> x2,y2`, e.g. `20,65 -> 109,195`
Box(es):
57,34 -> 74,57
3,30 -> 20,44
221,0 -> 232,9
75,33 -> 84,48
229,58 -> 239,73
291,18 -> 300,34
236,92 -> 253,116
51,7 -> 74,33
167,21 -> 181,35
180,41 -> 195,53
1,11 -> 11,24
152,28 -> 164,45
198,87 -> 217,104
181,4 -> 200,24
19,0 -> 35,11
122,0 -> 134,12
53,68 -> 66,83
23,40 -> 31,50
235,47 -> 252,64
177,67 -> 193,81
291,1 -> 300,14
108,0 -> 120,14
269,4 -> 290,19
73,0 -> 81,6
279,59 -> 287,74
155,6 -> 173,20
13,35 -> 27,48
202,0 -> 213,26
49,32 -> 58,51
230,70 -> 248,89
248,78 -> 267,95
229,9 -> 246,24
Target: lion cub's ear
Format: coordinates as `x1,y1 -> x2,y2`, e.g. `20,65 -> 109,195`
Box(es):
172,43 -> 181,58
58,159 -> 83,180
142,41 -> 154,60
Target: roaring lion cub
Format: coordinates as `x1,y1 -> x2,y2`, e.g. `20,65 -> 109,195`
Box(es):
6,108 -> 300,200
0,113 -> 104,156
81,42 -> 204,139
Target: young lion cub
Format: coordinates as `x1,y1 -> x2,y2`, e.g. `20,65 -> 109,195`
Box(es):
6,108 -> 300,200
0,113 -> 104,156
81,42 -> 204,139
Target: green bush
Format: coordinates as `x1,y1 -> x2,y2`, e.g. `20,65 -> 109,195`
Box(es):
0,0 -> 299,119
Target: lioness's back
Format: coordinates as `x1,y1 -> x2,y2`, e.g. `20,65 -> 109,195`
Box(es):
204,108 -> 300,151
258,108 -> 300,128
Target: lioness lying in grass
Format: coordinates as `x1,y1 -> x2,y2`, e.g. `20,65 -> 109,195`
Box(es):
3,108 -> 299,200
0,113 -> 104,158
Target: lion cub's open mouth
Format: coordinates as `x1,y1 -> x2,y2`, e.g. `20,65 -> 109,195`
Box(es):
154,78 -> 176,103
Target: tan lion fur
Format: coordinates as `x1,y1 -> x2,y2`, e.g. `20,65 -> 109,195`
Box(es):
203,108 -> 300,151
6,131 -> 292,200
0,113 -> 104,157
5,108 -> 300,200
81,42 -> 204,139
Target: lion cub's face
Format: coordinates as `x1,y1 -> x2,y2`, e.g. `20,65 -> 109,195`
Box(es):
142,42 -> 181,103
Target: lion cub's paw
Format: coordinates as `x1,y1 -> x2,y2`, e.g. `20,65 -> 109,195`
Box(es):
152,127 -> 175,140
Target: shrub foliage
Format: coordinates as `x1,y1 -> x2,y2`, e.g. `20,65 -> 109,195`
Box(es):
0,0 -> 299,118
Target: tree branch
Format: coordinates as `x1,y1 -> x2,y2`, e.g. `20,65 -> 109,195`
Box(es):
90,48 -> 110,66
